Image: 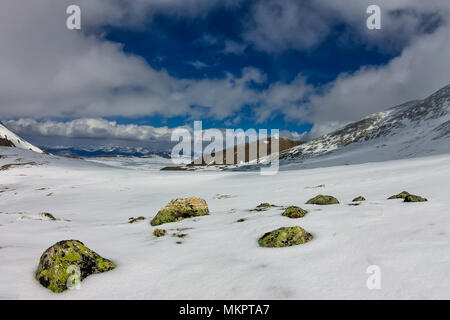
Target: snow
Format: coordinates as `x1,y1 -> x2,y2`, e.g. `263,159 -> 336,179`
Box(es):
1,146 -> 450,299
0,122 -> 44,154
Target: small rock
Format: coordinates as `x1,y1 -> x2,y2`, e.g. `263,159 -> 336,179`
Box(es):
128,216 -> 146,224
153,229 -> 166,237
236,218 -> 246,223
258,226 -> 313,248
40,212 -> 56,221
388,191 -> 410,199
404,195 -> 428,202
150,197 -> 209,226
251,203 -> 278,212
35,240 -> 116,293
282,206 -> 308,218
352,196 -> 366,202
306,195 -> 339,205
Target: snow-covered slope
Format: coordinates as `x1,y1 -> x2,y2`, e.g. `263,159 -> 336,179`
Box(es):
0,122 -> 45,153
280,84 -> 450,167
1,147 -> 450,299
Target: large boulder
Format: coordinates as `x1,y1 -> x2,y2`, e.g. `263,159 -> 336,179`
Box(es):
258,226 -> 313,248
306,195 -> 339,205
150,197 -> 209,226
282,206 -> 308,218
35,240 -> 116,293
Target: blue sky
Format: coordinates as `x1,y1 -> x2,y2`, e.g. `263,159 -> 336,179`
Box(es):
1,0 -> 450,149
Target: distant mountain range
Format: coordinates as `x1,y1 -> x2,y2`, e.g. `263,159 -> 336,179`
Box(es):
42,146 -> 172,158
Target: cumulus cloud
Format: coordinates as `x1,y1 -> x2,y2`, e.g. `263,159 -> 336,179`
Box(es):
4,118 -> 176,142
243,0 -> 450,53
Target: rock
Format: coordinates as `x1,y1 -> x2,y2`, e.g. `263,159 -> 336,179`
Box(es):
40,212 -> 56,221
150,197 -> 209,226
306,195 -> 339,205
129,216 -> 146,224
404,195 -> 428,202
258,226 -> 313,248
352,196 -> 366,202
236,218 -> 246,223
153,229 -> 166,237
35,240 -> 116,293
251,203 -> 278,212
388,191 -> 410,199
282,206 -> 308,218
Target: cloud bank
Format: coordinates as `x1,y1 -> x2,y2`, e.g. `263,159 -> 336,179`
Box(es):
1,0 -> 449,140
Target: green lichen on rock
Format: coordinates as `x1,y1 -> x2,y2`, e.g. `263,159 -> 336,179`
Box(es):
35,240 -> 116,293
282,206 -> 308,218
306,195 -> 339,205
404,195 -> 428,202
251,203 -> 278,212
153,229 -> 166,237
150,197 -> 209,226
352,196 -> 366,202
388,191 -> 410,199
258,226 -> 313,248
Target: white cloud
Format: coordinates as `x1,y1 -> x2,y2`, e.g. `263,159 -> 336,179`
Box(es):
4,118 -> 176,142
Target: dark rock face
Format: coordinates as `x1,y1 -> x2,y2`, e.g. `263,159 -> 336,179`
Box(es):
0,137 -> 15,147
35,240 -> 116,293
306,195 -> 339,205
352,196 -> 366,202
258,226 -> 313,248
282,206 -> 308,218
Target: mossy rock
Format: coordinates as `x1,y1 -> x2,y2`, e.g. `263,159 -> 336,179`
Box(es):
153,229 -> 166,237
404,195 -> 428,202
251,203 -> 278,212
35,240 -> 116,293
388,191 -> 410,199
258,226 -> 313,248
306,195 -> 339,205
282,206 -> 308,218
150,197 -> 209,226
352,196 -> 366,202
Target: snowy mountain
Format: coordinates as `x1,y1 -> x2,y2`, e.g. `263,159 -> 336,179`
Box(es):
279,84 -> 450,167
0,121 -> 45,153
43,145 -> 172,158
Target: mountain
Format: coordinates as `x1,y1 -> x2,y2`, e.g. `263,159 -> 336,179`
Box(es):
278,84 -> 450,168
42,145 -> 172,159
194,137 -> 303,165
0,121 -> 45,153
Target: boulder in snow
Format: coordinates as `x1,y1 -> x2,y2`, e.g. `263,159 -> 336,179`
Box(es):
150,197 -> 209,226
258,226 -> 313,248
388,191 -> 410,199
352,196 -> 366,202
35,240 -> 116,293
404,195 -> 428,202
282,206 -> 308,218
306,195 -> 339,205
